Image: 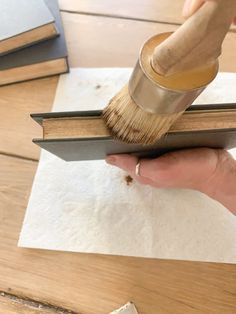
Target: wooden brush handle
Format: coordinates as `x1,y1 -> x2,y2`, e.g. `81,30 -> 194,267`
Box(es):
152,0 -> 236,76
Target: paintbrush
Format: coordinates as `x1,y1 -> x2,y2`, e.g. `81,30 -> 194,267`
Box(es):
103,0 -> 236,144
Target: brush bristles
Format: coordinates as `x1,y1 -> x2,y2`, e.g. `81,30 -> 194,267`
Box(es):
103,85 -> 184,145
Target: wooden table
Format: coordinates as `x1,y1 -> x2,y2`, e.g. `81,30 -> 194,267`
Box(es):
1,1 -> 236,313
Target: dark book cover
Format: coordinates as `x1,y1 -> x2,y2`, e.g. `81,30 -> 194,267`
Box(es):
0,0 -> 68,73
0,0 -> 55,42
31,104 -> 236,161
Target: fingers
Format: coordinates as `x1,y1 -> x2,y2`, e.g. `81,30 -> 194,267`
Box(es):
139,148 -> 220,189
182,0 -> 205,17
106,154 -> 155,186
106,148 -> 222,191
106,152 -> 186,188
106,152 -> 187,188
183,0 -> 236,23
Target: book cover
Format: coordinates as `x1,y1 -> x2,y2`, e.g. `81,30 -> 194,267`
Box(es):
0,0 -> 58,55
0,0 -> 69,85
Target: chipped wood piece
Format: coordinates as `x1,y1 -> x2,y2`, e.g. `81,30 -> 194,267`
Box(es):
0,292 -> 73,314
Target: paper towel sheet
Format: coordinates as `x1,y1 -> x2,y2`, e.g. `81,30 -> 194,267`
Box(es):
110,302 -> 138,314
19,68 -> 236,263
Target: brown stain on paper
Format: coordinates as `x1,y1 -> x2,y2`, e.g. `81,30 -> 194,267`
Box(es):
125,175 -> 133,186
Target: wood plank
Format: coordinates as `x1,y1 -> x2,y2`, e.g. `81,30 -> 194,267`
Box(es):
59,0 -> 185,24
0,294 -> 59,314
59,0 -> 236,31
1,154 -> 236,314
0,77 -> 58,160
63,13 -> 177,67
62,13 -> 236,72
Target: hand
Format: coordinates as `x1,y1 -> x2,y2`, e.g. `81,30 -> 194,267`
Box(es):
106,148 -> 236,215
183,0 -> 236,24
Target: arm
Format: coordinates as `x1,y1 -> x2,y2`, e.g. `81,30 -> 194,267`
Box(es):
183,0 -> 236,24
200,150 -> 236,213
105,0 -> 236,215
106,148 -> 236,215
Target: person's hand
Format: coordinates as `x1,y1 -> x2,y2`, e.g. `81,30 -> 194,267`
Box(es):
182,0 -> 236,24
106,148 -> 236,215
106,148 -> 226,190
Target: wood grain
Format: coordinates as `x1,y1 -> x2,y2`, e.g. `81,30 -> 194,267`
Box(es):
0,77 -> 58,160
62,12 -> 236,72
59,0 -> 236,31
1,154 -> 236,314
62,12 -> 177,68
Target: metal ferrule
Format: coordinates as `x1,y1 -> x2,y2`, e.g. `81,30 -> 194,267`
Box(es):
128,33 -> 218,114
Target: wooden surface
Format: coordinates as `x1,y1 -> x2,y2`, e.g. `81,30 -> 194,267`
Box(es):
59,0 -> 185,24
1,1 -> 236,313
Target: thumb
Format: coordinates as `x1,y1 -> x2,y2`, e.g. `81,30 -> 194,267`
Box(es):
182,0 -> 205,17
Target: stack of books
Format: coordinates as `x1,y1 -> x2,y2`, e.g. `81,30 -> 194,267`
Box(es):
0,0 -> 68,86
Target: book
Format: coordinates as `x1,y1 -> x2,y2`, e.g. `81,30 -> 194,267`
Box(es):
0,0 -> 58,56
31,103 -> 236,161
0,0 -> 68,86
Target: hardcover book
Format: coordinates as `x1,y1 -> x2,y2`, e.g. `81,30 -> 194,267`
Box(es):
0,0 -> 69,86
32,104 -> 236,161
0,0 -> 58,56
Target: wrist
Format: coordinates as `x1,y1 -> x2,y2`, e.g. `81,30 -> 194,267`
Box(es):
198,150 -> 236,214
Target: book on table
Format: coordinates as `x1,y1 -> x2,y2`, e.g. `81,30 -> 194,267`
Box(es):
0,0 -> 58,56
0,0 -> 69,86
31,103 -> 236,161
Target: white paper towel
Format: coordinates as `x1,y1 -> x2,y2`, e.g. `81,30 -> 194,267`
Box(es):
110,302 -> 138,314
19,68 -> 236,263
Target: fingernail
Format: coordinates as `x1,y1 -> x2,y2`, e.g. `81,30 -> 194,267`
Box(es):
106,156 -> 117,165
182,0 -> 192,17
